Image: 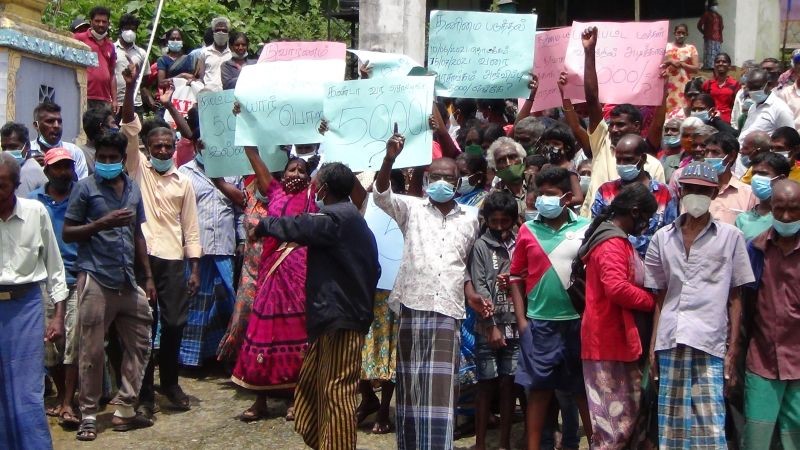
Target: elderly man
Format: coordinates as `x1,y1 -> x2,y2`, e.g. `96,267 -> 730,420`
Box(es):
514,116 -> 546,154
646,161 -> 755,449
736,130 -> 772,180
29,102 -> 89,179
1,121 -> 47,196
488,136 -> 528,218
374,133 -> 480,450
197,17 -> 232,92
738,69 -> 794,149
73,6 -> 117,112
744,179 -> 800,450
0,152 -> 68,450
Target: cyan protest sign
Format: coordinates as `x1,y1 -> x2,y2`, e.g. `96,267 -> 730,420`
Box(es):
348,49 -> 423,79
322,76 -> 434,171
427,10 -> 536,99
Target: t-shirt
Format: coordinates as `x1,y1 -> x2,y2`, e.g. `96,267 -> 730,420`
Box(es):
702,77 -> 741,123
509,212 -> 589,321
73,30 -> 116,102
735,209 -> 773,242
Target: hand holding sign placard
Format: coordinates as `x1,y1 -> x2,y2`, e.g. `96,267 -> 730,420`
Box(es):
531,27 -> 572,112
562,21 -> 668,106
427,10 -> 536,99
322,76 -> 434,171
348,49 -> 423,79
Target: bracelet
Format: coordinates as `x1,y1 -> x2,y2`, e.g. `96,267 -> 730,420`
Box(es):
562,106 -> 575,112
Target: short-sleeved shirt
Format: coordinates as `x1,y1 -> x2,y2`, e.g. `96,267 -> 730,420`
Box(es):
73,30 -> 116,102
200,45 -> 232,92
735,209 -> 773,242
65,173 -> 146,290
739,93 -> 795,146
30,185 -> 78,285
592,178 -> 678,257
644,214 -> 755,358
510,212 -> 589,321
702,77 -> 741,123
709,176 -> 758,225
16,157 -> 47,198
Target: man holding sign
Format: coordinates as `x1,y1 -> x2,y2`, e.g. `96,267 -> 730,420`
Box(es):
374,133 -> 479,450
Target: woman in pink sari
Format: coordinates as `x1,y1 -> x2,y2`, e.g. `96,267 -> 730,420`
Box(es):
232,145 -> 318,421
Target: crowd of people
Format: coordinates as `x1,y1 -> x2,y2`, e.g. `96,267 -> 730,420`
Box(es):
1,4 -> 799,450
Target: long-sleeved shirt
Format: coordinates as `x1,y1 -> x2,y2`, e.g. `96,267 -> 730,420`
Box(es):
373,184 -> 479,320
256,201 -> 380,341
179,160 -> 243,256
0,197 -> 68,303
122,118 -> 202,261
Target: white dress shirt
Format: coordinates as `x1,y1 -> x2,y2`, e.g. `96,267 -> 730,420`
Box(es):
373,185 -> 479,320
738,92 -> 795,146
0,197 -> 68,302
200,45 -> 232,93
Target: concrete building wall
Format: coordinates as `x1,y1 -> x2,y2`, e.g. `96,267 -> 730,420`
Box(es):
358,0 -> 427,64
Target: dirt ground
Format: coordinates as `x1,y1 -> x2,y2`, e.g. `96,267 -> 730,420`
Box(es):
49,369 -> 588,450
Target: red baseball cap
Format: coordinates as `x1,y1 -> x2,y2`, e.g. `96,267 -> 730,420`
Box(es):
43,148 -> 74,167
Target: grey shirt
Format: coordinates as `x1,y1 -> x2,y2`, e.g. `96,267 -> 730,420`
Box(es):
16,158 -> 47,198
65,173 -> 146,290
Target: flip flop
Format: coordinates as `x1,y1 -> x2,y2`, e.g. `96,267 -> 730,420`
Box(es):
46,405 -> 61,417
59,410 -> 81,430
285,406 -> 296,422
371,422 -> 394,434
239,407 -> 269,422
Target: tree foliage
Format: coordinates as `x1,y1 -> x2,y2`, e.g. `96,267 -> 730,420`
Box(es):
43,0 -> 351,56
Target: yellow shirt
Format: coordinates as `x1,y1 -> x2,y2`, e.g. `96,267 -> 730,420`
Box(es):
742,163 -> 800,184
122,118 -> 203,260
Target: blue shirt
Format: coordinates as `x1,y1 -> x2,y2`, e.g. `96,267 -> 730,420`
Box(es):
29,184 -> 78,285
65,173 -> 146,290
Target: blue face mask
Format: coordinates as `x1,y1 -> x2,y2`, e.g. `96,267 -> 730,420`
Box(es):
425,180 -> 456,203
167,40 -> 183,52
704,157 -> 726,174
95,161 -> 124,180
750,174 -> 775,200
535,194 -> 565,219
740,154 -> 752,167
662,135 -> 680,148
616,163 -> 641,181
314,186 -> 326,209
195,152 -> 205,166
524,210 -> 537,222
773,218 -> 800,237
150,156 -> 174,172
691,110 -> 710,122
749,89 -> 769,105
4,150 -> 24,164
456,175 -> 476,195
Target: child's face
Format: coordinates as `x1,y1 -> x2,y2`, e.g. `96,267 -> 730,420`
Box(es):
487,211 -> 515,234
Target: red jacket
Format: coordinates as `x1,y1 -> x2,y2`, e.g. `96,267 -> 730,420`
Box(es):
581,237 -> 655,362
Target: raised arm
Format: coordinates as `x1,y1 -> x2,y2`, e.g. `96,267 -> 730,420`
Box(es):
647,84 -> 669,153
558,71 -> 592,157
514,73 -> 539,126
582,27 -> 604,133
160,82 -> 193,140
243,145 -> 273,198
375,134 -> 405,193
431,104 -> 459,158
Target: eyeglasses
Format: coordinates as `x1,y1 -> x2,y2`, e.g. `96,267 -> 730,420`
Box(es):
426,173 -> 458,184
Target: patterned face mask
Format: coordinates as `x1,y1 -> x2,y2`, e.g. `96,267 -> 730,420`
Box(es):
281,176 -> 309,194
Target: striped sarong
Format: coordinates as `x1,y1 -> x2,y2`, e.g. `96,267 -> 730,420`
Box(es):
0,284 -> 53,450
395,306 -> 460,450
179,255 -> 235,366
658,345 -> 726,449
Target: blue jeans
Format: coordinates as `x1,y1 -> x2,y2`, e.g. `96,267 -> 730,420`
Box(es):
541,389 -> 580,450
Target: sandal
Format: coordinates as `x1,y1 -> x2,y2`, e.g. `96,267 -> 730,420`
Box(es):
371,421 -> 394,434
239,406 -> 269,422
285,406 -> 295,422
356,400 -> 380,425
76,418 -> 97,441
59,409 -> 81,430
46,405 -> 61,417
112,413 -> 154,432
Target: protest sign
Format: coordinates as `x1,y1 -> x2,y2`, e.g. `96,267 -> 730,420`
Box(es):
562,21 -> 668,106
427,10 -> 536,99
531,27 -> 571,112
347,49 -> 423,79
258,41 -> 345,63
234,57 -> 345,146
322,76 -> 434,171
199,90 -> 287,177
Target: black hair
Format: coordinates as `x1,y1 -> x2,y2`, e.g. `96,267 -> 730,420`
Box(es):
229,31 -> 249,47
33,102 -> 61,120
715,52 -> 732,64
203,27 -> 214,46
165,27 -> 182,41
140,117 -> 170,142
316,162 -> 355,200
89,6 -> 111,20
609,104 -> 642,125
390,169 -> 406,194
572,183 -> 657,282
674,23 -> 689,33
458,152 -> 488,176
693,93 -> 715,109
684,77 -> 704,95
541,124 -> 577,159
146,127 -> 176,146
95,130 -> 128,156
118,13 -> 140,29
83,107 -> 115,142
705,132 -> 740,154
187,106 -> 200,133
284,156 -> 315,175
483,123 -> 505,146
454,98 -> 478,120
535,166 -> 572,194
751,151 -> 792,177
0,121 -> 29,143
524,154 -> 547,169
771,126 -> 800,148
762,57 -> 780,65
481,191 -> 518,222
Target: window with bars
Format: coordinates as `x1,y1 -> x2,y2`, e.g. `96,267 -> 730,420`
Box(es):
39,85 -> 55,104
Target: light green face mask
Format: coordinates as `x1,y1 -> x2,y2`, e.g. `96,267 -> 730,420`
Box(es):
496,163 -> 525,184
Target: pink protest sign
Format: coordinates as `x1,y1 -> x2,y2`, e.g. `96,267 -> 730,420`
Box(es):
562,21 -> 668,106
531,27 -> 571,112
258,41 -> 346,63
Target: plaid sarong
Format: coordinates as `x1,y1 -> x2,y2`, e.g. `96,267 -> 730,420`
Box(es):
658,345 -> 726,449
179,255 -> 235,366
396,306 -> 460,450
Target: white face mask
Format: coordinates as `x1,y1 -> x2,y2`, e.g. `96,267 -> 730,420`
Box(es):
121,30 -> 136,44
710,5 -> 719,12
90,29 -> 108,40
682,193 -> 712,218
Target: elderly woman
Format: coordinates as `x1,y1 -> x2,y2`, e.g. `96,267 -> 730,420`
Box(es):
221,31 -> 249,90
488,136 -> 528,219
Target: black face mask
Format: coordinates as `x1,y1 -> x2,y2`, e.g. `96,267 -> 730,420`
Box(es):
489,229 -> 505,241
545,145 -> 565,165
49,178 -> 72,194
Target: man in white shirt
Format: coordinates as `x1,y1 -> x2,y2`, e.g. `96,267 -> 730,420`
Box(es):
0,152 -> 68,450
196,17 -> 231,93
114,13 -> 147,113
28,102 -> 89,179
739,68 -> 794,147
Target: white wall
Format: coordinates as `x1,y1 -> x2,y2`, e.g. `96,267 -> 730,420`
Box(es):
358,0 -> 427,64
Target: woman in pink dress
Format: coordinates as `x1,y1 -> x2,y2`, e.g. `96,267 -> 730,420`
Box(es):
662,24 -> 700,112
232,145 -> 318,421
